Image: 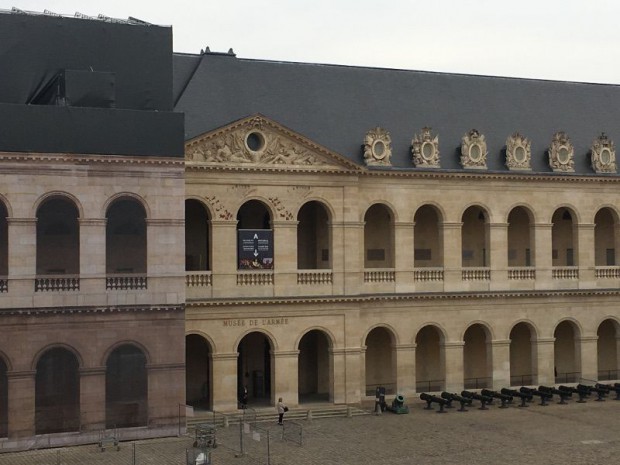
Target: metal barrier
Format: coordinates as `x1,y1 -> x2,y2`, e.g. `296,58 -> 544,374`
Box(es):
415,379 -> 445,392
464,377 -> 491,389
510,374 -> 534,386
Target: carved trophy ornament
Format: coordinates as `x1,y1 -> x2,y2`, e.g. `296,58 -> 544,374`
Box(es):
460,129 -> 488,169
505,132 -> 532,171
591,132 -> 616,173
363,127 -> 392,166
548,131 -> 575,172
411,127 -> 440,168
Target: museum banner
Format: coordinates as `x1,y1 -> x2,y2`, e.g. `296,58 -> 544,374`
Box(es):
238,229 -> 274,269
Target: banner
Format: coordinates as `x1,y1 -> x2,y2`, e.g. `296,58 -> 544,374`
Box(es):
238,229 -> 274,269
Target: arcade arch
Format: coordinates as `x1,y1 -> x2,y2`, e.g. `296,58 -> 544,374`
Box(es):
237,200 -> 273,270
463,324 -> 492,388
297,201 -> 331,270
597,319 -> 619,380
36,196 -> 80,275
461,206 -> 488,267
507,207 -> 533,267
594,208 -> 618,266
554,320 -> 581,383
186,334 -> 213,409
414,205 -> 442,267
0,356 -> 7,437
237,332 -> 274,405
106,197 -> 147,274
509,322 -> 537,385
551,208 -> 577,267
0,200 -> 7,277
185,199 -> 211,271
415,325 -> 444,391
297,329 -> 332,403
364,204 -> 394,268
364,327 -> 396,395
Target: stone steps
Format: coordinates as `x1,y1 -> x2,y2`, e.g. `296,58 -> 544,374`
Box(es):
187,404 -> 370,428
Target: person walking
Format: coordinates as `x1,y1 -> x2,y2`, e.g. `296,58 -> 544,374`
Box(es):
276,397 -> 287,425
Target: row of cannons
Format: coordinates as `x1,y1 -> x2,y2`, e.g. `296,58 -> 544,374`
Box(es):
419,383 -> 620,413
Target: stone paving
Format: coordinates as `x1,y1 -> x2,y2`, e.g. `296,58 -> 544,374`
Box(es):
2,397 -> 620,465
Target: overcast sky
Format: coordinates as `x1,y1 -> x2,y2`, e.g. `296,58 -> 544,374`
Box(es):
4,0 -> 620,84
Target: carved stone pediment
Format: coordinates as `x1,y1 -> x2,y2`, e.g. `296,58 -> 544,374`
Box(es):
460,129 -> 487,169
549,131 -> 574,172
363,127 -> 392,167
591,132 -> 616,173
185,115 -> 360,172
411,127 -> 440,168
505,132 -> 531,171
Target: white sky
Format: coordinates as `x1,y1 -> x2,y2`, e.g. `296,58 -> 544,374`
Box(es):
4,0 -> 620,84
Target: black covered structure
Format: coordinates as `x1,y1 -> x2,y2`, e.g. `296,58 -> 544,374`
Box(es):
0,10 -> 183,157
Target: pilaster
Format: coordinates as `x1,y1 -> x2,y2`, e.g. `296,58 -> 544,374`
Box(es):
577,223 -> 596,287
490,339 -> 511,389
535,338 -> 555,385
578,335 -> 598,381
79,366 -> 106,431
210,352 -> 239,411
272,350 -> 299,407
533,223 -> 553,287
489,223 -> 508,289
394,343 -> 416,397
272,221 -> 298,296
394,222 -> 415,292
442,341 -> 464,392
7,370 -> 35,438
441,222 -> 463,291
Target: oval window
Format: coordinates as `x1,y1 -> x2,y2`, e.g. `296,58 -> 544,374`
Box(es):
558,147 -> 570,164
373,140 -> 386,159
246,131 -> 265,152
601,148 -> 612,165
469,143 -> 481,161
514,146 -> 526,163
422,142 -> 434,160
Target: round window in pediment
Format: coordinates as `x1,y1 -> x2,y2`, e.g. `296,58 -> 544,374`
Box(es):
601,148 -> 612,165
469,143 -> 482,162
558,146 -> 570,164
245,131 -> 266,153
373,140 -> 387,159
422,142 -> 434,160
514,145 -> 526,163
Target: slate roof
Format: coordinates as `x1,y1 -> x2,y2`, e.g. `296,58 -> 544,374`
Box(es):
174,51 -> 620,174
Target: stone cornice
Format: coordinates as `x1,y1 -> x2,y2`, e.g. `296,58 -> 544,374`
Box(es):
0,151 -> 184,167
186,288 -> 620,308
0,304 -> 185,317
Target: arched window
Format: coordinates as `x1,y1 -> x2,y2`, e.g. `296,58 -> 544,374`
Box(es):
507,207 -> 534,267
461,206 -> 488,267
185,200 -> 211,271
236,201 -> 273,270
36,197 -> 79,275
106,198 -> 147,274
364,204 -> 394,268
414,205 -> 442,268
297,201 -> 331,270
594,208 -> 618,266
551,208 -> 577,267
0,201 -> 7,280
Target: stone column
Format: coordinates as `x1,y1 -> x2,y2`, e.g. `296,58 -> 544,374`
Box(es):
146,363 -> 185,429
535,338 -> 555,385
7,218 -> 36,294
533,223 -> 553,288
489,223 -> 508,289
78,219 -> 106,294
442,341 -> 464,392
343,221 -> 364,295
7,370 -> 36,438
146,219 -> 185,301
272,350 -> 299,407
272,221 -> 298,296
210,353 -> 239,411
577,223 -> 596,287
210,220 -> 238,298
394,344 -> 416,397
578,336 -> 598,381
441,222 -> 463,292
394,222 -> 415,292
490,340 -> 511,389
79,366 -> 106,432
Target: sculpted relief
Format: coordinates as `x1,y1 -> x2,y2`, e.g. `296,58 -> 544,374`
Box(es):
185,116 -> 355,171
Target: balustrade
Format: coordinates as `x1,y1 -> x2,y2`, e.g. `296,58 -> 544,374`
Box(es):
297,270 -> 333,285
186,271 -> 213,287
508,267 -> 536,280
35,275 -> 80,292
236,271 -> 274,286
462,267 -> 490,281
106,275 -> 148,290
363,269 -> 395,283
552,267 -> 579,279
413,268 -> 444,282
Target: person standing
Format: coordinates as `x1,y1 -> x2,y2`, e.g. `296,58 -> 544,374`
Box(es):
276,397 -> 287,425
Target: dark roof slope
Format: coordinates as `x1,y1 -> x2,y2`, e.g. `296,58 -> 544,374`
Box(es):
174,52 -> 620,174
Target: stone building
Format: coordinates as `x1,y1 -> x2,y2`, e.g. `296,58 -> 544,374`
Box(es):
175,50 -> 620,411
0,11 -> 185,449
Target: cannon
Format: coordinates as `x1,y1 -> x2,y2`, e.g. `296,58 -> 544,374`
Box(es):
559,385 -> 588,403
596,383 -> 620,401
501,388 -> 531,407
461,390 -> 493,410
538,385 -> 571,404
481,389 -> 512,408
387,394 -> 410,414
520,386 -> 552,406
420,392 -> 449,413
577,384 -> 606,402
441,392 -> 472,412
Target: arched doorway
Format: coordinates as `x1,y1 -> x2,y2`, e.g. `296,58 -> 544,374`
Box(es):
415,325 -> 444,391
597,319 -> 619,381
237,332 -> 273,406
185,200 -> 211,271
106,198 -> 147,274
364,327 -> 396,395
507,207 -> 533,267
36,197 -> 80,276
298,330 -> 332,403
463,324 -> 492,389
509,322 -> 537,385
414,205 -> 443,268
106,344 -> 148,428
551,208 -> 577,267
186,334 -> 212,409
554,321 -> 581,383
297,201 -> 331,269
35,347 -> 80,434
461,206 -> 488,267
363,204 -> 394,269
